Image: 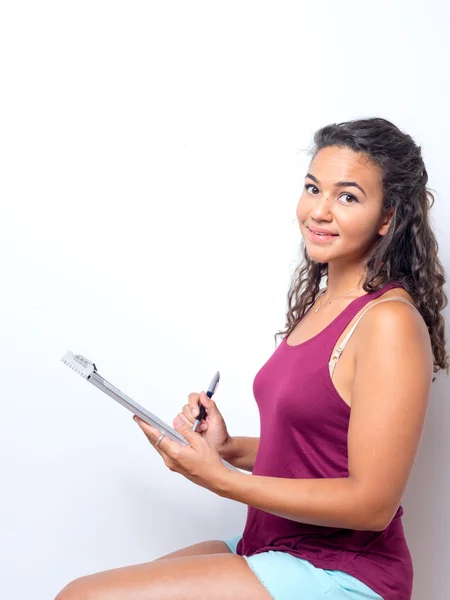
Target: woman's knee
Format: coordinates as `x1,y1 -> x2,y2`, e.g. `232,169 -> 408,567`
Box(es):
54,576 -> 92,600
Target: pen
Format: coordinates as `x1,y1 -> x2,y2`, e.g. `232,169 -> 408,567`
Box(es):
192,371 -> 220,431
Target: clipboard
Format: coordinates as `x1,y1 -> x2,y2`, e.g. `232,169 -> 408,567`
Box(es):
61,351 -> 239,472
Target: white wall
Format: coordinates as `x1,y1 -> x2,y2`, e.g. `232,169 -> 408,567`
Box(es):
0,2 -> 449,599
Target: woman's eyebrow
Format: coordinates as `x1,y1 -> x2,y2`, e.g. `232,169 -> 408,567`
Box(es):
305,173 -> 367,197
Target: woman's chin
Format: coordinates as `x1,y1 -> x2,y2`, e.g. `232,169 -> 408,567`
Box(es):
303,242 -> 335,263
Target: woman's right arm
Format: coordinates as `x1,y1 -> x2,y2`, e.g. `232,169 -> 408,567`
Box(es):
219,436 -> 260,472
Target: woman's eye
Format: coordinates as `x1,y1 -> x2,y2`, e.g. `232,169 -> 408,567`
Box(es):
304,184 -> 358,204
339,193 -> 359,204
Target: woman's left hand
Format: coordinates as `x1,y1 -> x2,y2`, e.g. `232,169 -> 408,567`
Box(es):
133,414 -> 231,494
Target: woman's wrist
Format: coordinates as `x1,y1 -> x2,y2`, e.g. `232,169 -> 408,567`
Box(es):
218,436 -> 259,472
218,435 -> 236,462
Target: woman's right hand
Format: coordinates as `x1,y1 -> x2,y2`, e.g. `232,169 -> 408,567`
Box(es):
174,391 -> 231,455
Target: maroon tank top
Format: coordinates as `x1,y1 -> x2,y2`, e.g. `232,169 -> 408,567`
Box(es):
236,280 -> 413,600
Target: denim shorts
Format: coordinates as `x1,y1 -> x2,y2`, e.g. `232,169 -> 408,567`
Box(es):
224,535 -> 384,600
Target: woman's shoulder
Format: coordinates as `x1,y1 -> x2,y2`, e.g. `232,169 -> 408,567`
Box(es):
380,285 -> 414,302
362,285 -> 416,318
354,285 -> 432,363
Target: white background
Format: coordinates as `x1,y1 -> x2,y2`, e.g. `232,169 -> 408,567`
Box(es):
0,1 -> 449,599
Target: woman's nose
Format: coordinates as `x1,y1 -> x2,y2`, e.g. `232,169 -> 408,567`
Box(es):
310,193 -> 333,220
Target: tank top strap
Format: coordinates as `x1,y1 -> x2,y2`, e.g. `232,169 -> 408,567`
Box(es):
320,280 -> 404,360
328,296 -> 416,378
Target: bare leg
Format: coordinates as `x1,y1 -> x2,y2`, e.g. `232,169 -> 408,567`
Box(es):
54,551 -> 272,600
154,539 -> 233,560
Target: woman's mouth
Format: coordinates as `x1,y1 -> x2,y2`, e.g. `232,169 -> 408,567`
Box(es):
307,226 -> 339,243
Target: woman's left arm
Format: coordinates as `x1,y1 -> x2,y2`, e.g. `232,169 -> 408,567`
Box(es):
217,301 -> 433,531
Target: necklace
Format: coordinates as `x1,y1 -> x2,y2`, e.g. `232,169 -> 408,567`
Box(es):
314,286 -> 362,313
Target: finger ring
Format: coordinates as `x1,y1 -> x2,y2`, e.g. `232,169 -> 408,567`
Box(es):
155,433 -> 165,448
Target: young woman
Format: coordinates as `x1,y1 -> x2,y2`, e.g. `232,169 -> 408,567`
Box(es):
55,118 -> 448,600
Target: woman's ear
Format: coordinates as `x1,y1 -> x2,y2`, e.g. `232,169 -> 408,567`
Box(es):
378,207 -> 394,237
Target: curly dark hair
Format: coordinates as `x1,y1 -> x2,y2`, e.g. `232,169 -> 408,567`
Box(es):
276,117 -> 448,381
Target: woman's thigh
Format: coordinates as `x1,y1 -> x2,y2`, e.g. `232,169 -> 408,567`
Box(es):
154,539 -> 232,560
55,551 -> 272,600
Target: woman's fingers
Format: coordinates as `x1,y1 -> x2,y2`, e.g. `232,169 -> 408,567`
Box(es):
133,416 -> 177,468
181,404 -> 195,424
188,392 -> 201,417
176,406 -> 208,433
173,411 -> 194,432
174,395 -> 208,433
134,417 -> 166,453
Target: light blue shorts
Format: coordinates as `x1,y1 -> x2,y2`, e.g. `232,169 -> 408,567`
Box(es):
224,535 -> 384,600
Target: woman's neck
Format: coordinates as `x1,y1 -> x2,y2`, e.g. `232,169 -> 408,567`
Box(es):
323,263 -> 367,300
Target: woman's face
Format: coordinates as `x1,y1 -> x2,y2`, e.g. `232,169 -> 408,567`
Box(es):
296,146 -> 392,264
